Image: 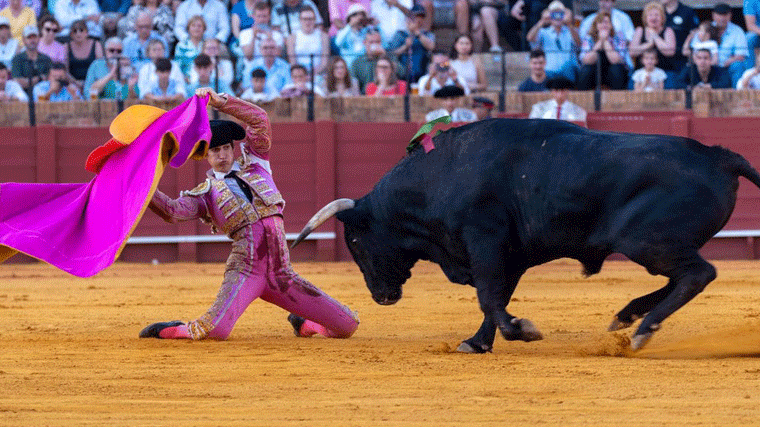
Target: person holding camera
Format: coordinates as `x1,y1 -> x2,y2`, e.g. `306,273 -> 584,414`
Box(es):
32,61 -> 83,101
334,3 -> 374,69
526,0 -> 579,82
83,36 -> 138,100
387,4 -> 434,83
417,52 -> 470,96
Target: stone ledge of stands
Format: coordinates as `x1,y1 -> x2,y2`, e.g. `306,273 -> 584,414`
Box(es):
3,89 -> 758,126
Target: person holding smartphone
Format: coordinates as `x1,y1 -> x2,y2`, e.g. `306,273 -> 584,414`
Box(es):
526,0 -> 579,82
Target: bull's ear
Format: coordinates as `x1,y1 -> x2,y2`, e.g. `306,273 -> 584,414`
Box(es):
336,207 -> 370,228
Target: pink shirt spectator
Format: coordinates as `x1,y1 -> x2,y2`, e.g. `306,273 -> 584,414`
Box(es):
38,39 -> 66,64
328,0 -> 371,37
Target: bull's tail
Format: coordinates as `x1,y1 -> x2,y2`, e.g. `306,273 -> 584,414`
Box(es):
721,148 -> 760,190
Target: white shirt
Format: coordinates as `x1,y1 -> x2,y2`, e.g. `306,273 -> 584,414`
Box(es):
580,9 -> 634,41
370,0 -> 413,44
174,0 -> 230,42
0,38 -> 17,68
417,74 -> 471,96
54,0 -> 102,38
0,79 -> 28,101
137,60 -> 186,98
631,67 -> 667,92
425,108 -> 477,123
529,99 -> 587,122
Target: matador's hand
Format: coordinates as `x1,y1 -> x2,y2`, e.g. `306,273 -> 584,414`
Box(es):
196,87 -> 225,108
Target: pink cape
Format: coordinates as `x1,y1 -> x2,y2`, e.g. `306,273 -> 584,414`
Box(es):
0,96 -> 212,277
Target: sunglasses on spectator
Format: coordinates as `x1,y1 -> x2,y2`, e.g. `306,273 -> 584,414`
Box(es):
72,27 -> 87,33
43,26 -> 59,33
108,48 -> 122,53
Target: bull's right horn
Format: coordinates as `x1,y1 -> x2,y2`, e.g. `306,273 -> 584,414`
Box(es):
290,198 -> 355,249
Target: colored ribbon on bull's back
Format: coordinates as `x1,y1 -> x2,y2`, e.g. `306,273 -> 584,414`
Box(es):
0,95 -> 212,278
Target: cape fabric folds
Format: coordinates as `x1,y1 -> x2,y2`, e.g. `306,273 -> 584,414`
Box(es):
0,95 -> 212,277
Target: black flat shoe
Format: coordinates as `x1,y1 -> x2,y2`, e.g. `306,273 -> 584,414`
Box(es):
287,314 -> 306,337
139,320 -> 184,338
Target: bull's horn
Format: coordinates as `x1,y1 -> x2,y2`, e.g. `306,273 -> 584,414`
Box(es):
291,198 -> 355,249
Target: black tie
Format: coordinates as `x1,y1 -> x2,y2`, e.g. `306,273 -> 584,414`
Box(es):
225,172 -> 253,202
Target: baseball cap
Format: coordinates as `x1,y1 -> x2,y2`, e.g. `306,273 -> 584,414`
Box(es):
23,25 -> 39,37
346,3 -> 367,22
714,3 -> 731,14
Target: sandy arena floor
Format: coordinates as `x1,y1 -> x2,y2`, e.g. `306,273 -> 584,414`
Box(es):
0,259 -> 759,426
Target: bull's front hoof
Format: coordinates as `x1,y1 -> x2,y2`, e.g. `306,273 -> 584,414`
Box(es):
500,318 -> 543,342
456,340 -> 492,354
630,332 -> 653,351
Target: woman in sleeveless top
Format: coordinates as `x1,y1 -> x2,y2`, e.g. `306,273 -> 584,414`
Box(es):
286,7 -> 329,76
629,1 -> 675,71
449,34 -> 487,92
66,20 -> 103,85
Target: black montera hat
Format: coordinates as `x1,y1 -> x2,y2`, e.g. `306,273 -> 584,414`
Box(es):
433,85 -> 465,98
209,119 -> 246,149
546,77 -> 575,90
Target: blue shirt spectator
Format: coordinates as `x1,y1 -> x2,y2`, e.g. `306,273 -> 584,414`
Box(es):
333,4 -> 372,70
527,5 -> 580,83
238,37 -> 291,90
174,0 -> 229,43
33,62 -> 83,101
122,12 -> 167,69
711,3 -> 748,86
98,0 -> 129,15
386,5 -> 434,83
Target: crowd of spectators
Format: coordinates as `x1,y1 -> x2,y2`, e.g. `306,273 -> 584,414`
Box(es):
1,0 -> 760,110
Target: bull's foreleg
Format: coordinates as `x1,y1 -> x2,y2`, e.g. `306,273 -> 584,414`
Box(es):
457,312 -> 496,353
631,254 -> 716,350
608,279 -> 676,331
457,266 -> 542,353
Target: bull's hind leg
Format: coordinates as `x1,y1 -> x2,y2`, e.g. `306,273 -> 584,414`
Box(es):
631,252 -> 716,350
608,279 -> 676,331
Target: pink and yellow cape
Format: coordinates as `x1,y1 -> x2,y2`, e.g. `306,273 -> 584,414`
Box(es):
0,95 -> 212,277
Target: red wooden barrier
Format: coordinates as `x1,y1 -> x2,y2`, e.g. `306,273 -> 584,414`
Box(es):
2,114 -> 760,264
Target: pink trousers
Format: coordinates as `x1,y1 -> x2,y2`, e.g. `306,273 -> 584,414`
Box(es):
186,215 -> 359,340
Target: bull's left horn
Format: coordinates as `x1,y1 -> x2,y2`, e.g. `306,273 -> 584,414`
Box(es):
291,198 -> 355,249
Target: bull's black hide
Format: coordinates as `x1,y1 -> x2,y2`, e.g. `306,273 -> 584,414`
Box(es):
296,118 -> 760,352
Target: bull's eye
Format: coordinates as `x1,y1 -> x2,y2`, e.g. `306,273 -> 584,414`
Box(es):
351,238 -> 358,244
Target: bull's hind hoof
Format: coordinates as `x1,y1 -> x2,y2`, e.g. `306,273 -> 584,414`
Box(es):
631,332 -> 654,351
500,318 -> 543,342
456,340 -> 492,354
139,320 -> 184,339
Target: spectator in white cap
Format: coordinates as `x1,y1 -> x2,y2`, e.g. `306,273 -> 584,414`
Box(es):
0,16 -> 19,68
328,0 -> 372,37
0,0 -> 36,43
334,2 -> 373,69
11,24 -> 51,90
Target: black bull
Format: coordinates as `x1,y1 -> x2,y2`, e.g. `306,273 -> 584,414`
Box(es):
292,118 -> 760,352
